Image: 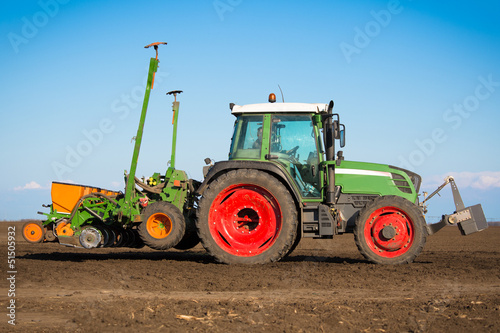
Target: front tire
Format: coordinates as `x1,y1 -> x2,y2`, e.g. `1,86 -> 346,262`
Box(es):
197,169 -> 298,264
138,202 -> 186,250
354,195 -> 427,264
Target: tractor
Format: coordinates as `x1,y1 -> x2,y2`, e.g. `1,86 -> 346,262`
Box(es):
24,43 -> 488,265
195,95 -> 488,264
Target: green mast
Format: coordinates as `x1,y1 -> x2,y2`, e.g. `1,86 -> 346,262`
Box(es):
166,90 -> 183,177
123,42 -> 167,215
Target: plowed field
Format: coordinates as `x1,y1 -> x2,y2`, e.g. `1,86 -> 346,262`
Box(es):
1,222 -> 499,332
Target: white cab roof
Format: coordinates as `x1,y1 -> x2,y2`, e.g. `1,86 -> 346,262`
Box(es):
231,103 -> 328,114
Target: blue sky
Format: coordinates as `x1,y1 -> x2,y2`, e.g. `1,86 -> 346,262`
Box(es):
1,0 -> 499,221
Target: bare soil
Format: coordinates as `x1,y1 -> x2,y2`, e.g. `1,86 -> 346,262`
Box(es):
1,222 -> 499,332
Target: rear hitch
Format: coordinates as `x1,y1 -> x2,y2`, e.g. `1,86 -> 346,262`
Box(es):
422,176 -> 488,235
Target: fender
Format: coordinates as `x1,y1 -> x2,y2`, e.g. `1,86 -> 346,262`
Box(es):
196,160 -> 302,206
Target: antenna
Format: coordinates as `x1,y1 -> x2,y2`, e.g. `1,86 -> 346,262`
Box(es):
278,84 -> 285,102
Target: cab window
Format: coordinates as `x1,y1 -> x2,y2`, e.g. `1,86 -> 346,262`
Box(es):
229,115 -> 263,160
271,115 -> 321,197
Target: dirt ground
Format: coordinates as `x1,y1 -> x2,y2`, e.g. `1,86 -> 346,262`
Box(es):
1,222 -> 499,333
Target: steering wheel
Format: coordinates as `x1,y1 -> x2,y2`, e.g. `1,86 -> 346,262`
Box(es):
285,146 -> 299,157
284,146 -> 300,163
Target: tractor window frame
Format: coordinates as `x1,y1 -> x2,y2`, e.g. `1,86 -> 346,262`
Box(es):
229,115 -> 264,160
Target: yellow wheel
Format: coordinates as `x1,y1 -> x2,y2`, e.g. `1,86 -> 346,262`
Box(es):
138,201 -> 186,250
146,213 -> 173,239
55,220 -> 74,237
22,221 -> 45,243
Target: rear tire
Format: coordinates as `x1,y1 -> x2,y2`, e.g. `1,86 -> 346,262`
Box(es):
354,195 -> 427,265
285,227 -> 302,257
197,169 -> 298,264
138,201 -> 185,250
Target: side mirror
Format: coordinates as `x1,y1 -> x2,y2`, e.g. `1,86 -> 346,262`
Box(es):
332,115 -> 341,139
339,124 -> 345,148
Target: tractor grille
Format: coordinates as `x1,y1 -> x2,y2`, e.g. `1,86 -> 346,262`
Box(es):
389,165 -> 422,194
391,173 -> 412,194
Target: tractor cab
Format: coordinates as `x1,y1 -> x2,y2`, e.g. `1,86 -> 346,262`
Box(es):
228,102 -> 331,198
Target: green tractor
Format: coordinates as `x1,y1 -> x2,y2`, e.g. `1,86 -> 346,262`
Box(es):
195,94 -> 488,264
26,43 -> 487,265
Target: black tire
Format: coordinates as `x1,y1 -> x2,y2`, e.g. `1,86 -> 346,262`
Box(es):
112,226 -> 126,247
102,226 -> 116,247
197,169 -> 298,264
138,201 -> 186,250
131,229 -> 145,248
107,226 -> 121,247
354,195 -> 427,265
123,228 -> 137,247
95,225 -> 110,248
285,226 -> 302,257
174,214 -> 200,250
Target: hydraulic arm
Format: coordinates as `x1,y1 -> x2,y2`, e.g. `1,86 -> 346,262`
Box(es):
423,176 -> 488,235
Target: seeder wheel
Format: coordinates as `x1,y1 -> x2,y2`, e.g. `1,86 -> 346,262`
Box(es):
22,221 -> 45,243
131,229 -> 145,248
109,226 -> 125,247
123,228 -> 137,247
44,229 -> 57,242
79,226 -> 102,249
97,226 -> 115,247
55,220 -> 74,237
138,201 -> 185,250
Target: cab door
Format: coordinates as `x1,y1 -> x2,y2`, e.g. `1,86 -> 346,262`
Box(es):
270,114 -> 322,198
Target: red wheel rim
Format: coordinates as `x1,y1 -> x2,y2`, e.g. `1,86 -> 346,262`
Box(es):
363,206 -> 414,258
208,184 -> 282,257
